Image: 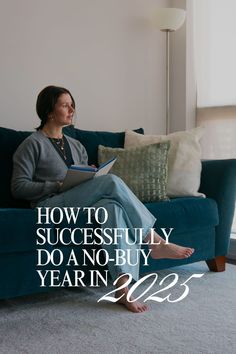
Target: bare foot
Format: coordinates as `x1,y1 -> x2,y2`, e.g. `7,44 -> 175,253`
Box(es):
115,289 -> 149,313
150,242 -> 194,259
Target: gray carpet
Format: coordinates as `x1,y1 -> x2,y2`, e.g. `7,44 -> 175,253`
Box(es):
0,262 -> 236,354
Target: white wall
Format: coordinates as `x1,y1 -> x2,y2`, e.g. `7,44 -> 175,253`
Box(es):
0,0 -> 170,133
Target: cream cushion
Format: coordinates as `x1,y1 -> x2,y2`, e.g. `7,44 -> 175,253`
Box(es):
124,128 -> 205,197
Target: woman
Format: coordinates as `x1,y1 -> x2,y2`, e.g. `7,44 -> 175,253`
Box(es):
11,85 -> 194,313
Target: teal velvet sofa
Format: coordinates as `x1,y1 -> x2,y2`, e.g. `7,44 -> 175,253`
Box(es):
0,125 -> 235,299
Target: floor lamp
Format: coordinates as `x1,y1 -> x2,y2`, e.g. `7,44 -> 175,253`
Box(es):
154,8 -> 186,134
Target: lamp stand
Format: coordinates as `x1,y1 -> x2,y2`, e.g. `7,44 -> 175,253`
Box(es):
166,30 -> 170,135
154,8 -> 186,135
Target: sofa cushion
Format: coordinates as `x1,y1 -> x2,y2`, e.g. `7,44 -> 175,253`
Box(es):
0,208 -> 89,254
0,197 -> 218,254
144,197 -> 219,234
74,127 -> 144,166
0,208 -> 39,253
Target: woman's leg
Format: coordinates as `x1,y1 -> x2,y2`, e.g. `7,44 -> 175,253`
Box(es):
40,174 -> 156,234
37,174 -> 194,313
93,201 -> 150,313
52,174 -> 194,262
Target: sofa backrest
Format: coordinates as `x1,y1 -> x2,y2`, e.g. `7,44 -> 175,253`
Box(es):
74,128 -> 143,166
0,127 -> 31,208
0,126 -> 143,208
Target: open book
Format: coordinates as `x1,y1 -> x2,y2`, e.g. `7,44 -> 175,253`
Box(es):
60,157 -> 117,192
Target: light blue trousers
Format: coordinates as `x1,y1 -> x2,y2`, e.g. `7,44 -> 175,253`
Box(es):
37,174 -> 156,281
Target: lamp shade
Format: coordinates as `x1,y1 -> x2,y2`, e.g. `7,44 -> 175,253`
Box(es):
153,8 -> 186,32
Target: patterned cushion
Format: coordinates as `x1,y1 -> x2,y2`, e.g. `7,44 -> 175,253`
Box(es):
98,142 -> 170,202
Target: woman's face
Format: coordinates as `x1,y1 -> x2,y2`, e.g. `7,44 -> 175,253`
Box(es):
50,93 -> 75,126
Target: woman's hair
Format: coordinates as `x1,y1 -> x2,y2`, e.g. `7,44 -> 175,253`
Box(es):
36,85 -> 75,130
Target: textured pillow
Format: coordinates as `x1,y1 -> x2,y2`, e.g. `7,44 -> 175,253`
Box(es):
124,128 -> 205,197
98,142 -> 170,202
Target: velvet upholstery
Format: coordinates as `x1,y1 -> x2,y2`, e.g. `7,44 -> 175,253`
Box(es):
74,127 -> 144,166
200,159 -> 236,255
0,125 -> 235,300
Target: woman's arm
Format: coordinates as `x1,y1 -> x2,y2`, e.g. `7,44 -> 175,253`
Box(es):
11,139 -> 60,201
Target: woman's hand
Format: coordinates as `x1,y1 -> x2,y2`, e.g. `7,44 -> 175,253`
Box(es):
57,181 -> 63,192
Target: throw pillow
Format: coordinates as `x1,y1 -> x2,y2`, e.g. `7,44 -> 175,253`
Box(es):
98,142 -> 170,202
124,128 -> 205,197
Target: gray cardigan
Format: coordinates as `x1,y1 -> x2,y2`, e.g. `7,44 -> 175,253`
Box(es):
11,130 -> 88,205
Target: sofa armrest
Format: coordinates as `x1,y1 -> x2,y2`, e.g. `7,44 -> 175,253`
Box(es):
199,159 -> 236,255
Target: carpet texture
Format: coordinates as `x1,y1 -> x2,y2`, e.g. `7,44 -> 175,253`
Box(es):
0,262 -> 236,354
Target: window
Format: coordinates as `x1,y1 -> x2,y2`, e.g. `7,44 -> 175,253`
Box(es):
194,0 -> 236,236
194,0 -> 236,107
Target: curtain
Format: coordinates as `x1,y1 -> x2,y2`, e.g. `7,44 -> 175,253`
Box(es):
194,0 -> 236,107
197,106 -> 236,160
